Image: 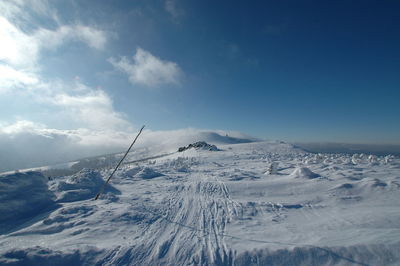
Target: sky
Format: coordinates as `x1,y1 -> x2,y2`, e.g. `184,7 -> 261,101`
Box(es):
1,0 -> 400,169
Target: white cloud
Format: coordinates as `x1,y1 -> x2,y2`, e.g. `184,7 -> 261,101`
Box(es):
0,0 -> 156,172
109,48 -> 182,87
0,0 -> 108,112
0,120 -> 134,149
0,120 -> 135,171
1,120 -> 45,135
0,17 -> 40,68
52,89 -> 133,131
0,12 -> 107,69
0,0 -> 60,25
35,25 -> 107,51
0,1 -> 127,137
0,65 -> 39,93
0,65 -> 130,133
1,74 -> 134,133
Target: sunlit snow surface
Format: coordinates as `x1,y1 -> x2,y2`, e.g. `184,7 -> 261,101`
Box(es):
1,141 -> 400,265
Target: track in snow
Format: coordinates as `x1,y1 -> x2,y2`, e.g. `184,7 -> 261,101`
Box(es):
106,177 -> 240,265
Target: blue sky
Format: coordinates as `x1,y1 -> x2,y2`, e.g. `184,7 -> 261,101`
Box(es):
1,0 -> 400,148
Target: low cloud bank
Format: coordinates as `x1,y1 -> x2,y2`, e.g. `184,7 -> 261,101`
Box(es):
0,122 -> 256,172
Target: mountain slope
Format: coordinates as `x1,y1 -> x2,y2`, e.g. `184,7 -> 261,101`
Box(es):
0,141 -> 399,265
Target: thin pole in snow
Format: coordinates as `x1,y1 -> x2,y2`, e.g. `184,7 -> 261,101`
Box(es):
94,125 -> 145,200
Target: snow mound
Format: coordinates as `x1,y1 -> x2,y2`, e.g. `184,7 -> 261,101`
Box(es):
124,166 -> 142,177
0,171 -> 55,234
178,141 -> 218,152
161,157 -> 198,173
228,170 -> 260,181
371,178 -> 387,188
57,169 -> 119,202
289,167 -> 320,179
135,167 -> 163,179
336,183 -> 354,189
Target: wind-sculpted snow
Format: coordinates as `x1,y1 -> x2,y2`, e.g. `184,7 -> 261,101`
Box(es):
134,167 -> 164,179
0,141 -> 399,265
56,169 -> 120,202
289,167 -> 320,179
0,172 -> 56,234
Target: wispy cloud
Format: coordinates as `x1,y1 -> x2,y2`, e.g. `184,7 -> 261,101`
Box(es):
35,25 -> 107,51
0,0 -> 61,26
0,120 -> 135,171
109,48 -> 182,87
1,120 -> 47,135
3,75 -> 135,133
165,0 -> 184,20
0,65 -> 39,93
0,1 -> 132,154
0,17 -> 40,68
0,0 -> 187,171
0,78 -> 137,171
0,17 -> 107,69
0,1 -> 118,130
52,89 -> 133,131
0,0 -> 107,73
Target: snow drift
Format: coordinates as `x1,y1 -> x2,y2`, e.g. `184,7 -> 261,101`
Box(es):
289,167 -> 320,179
56,169 -> 119,202
0,172 -> 56,234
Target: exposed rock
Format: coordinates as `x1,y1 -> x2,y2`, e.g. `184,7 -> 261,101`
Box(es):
178,141 -> 218,152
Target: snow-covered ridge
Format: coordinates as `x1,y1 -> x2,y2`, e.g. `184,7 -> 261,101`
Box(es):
0,130 -> 258,177
0,129 -> 259,173
0,140 -> 399,265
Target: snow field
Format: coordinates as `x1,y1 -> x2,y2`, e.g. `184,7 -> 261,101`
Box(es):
0,141 -> 399,265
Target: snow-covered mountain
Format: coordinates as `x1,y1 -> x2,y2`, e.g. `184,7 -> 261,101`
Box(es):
0,130 -> 258,176
0,138 -> 399,265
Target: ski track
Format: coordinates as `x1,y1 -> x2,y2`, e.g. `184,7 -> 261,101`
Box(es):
105,176 -> 240,265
